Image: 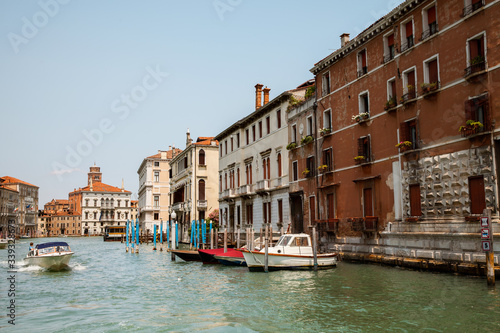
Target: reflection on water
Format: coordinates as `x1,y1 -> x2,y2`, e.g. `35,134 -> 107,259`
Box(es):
1,237 -> 500,332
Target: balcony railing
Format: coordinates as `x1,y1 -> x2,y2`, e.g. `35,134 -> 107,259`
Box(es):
464,61 -> 486,77
400,36 -> 414,53
197,200 -> 207,209
222,189 -> 230,198
401,90 -> 417,103
420,23 -> 439,41
383,53 -> 393,64
463,0 -> 484,17
171,202 -> 183,211
357,66 -> 368,78
240,184 -> 253,195
255,180 -> 270,192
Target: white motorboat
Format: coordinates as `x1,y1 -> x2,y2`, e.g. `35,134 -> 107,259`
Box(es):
240,233 -> 337,272
0,238 -> 9,250
24,242 -> 74,271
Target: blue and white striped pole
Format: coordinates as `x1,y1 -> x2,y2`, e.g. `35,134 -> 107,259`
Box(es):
131,220 -> 135,251
196,220 -> 200,249
190,220 -> 194,248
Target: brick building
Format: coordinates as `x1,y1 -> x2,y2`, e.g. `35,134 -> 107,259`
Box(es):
297,0 -> 499,264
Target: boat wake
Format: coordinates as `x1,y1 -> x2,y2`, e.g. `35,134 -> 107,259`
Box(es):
70,262 -> 87,271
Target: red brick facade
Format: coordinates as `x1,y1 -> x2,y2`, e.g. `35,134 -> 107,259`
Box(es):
289,0 -> 500,237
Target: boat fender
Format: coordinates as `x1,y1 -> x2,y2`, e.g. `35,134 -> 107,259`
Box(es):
277,250 -> 281,253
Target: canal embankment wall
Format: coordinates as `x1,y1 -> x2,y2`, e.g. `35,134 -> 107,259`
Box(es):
325,221 -> 500,277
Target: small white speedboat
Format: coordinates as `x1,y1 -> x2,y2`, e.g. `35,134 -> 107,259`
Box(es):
0,238 -> 9,250
24,242 -> 74,271
240,233 -> 337,272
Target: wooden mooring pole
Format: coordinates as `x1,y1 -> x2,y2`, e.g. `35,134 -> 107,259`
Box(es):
264,224 -> 269,273
312,227 -> 318,272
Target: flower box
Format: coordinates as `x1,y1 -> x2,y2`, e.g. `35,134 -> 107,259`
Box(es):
459,120 -> 484,137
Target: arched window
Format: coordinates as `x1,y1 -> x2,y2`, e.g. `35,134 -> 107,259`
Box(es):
199,179 -> 205,201
199,149 -> 206,165
277,153 -> 282,177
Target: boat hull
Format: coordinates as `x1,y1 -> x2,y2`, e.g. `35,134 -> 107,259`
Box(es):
214,255 -> 246,266
24,253 -> 73,271
241,250 -> 337,272
170,250 -> 202,262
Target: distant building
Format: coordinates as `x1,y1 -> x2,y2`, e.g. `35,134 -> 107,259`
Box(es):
137,147 -> 181,233
69,165 -> 132,236
38,199 -> 81,237
0,185 -> 19,238
215,83 -> 312,237
130,200 -> 138,221
169,132 -> 219,241
0,176 -> 39,237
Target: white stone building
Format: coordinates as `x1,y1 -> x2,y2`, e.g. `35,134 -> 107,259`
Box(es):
137,148 -> 181,233
69,165 -> 132,236
214,82 -> 312,236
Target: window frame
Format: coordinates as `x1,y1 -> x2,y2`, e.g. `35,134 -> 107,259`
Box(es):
400,17 -> 415,52
322,71 -> 331,97
358,90 -> 370,115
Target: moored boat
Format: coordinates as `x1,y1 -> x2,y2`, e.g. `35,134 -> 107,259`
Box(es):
240,233 -> 337,272
213,249 -> 246,266
24,242 -> 74,271
170,249 -> 202,262
198,248 -> 244,265
0,239 -> 9,250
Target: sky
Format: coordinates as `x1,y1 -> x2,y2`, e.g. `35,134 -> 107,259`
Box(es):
0,0 -> 404,206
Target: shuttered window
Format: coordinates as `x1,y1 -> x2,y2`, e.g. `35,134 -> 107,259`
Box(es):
405,21 -> 413,38
309,196 -> 316,223
427,6 -> 436,23
327,193 -> 335,218
198,180 -> 205,201
400,120 -> 418,149
357,136 -> 371,161
469,176 -> 486,214
237,168 -> 240,187
428,59 -> 438,84
465,95 -> 489,129
278,200 -> 283,223
363,188 -> 373,217
277,153 -> 282,177
409,184 -> 422,216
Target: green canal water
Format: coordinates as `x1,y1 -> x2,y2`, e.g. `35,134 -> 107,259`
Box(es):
1,237 -> 500,332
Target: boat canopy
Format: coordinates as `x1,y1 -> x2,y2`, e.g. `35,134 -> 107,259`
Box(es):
36,242 -> 69,249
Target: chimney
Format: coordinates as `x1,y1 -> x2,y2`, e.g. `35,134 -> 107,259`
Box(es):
255,83 -> 264,109
340,33 -> 350,47
263,87 -> 270,105
186,128 -> 192,146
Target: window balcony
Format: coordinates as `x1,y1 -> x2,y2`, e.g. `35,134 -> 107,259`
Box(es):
197,200 -> 207,210
400,90 -> 417,104
255,180 -> 270,192
383,52 -> 395,64
464,60 -> 486,78
462,0 -> 485,17
421,81 -> 440,96
400,37 -> 414,53
420,23 -> 439,41
240,184 -> 253,195
171,202 -> 183,211
357,66 -> 368,78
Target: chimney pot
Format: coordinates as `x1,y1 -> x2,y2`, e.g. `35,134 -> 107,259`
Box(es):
340,33 -> 350,47
255,83 -> 264,109
263,87 -> 271,105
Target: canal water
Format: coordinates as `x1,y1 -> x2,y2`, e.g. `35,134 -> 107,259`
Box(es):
1,237 -> 500,332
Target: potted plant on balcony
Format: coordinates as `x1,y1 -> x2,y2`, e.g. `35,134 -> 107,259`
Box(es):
421,82 -> 438,94
354,155 -> 366,164
352,112 -> 370,123
395,140 -> 413,152
286,142 -> 297,150
319,127 -> 332,136
318,164 -> 328,173
302,168 -> 310,176
471,55 -> 485,66
459,120 -> 484,136
384,97 -> 397,110
300,135 -> 314,145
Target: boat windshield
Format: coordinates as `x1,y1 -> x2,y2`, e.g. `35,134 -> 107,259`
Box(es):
290,237 -> 309,247
276,235 -> 293,247
37,246 -> 70,255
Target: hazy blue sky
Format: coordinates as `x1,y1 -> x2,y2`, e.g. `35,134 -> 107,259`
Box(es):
0,0 -> 403,205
